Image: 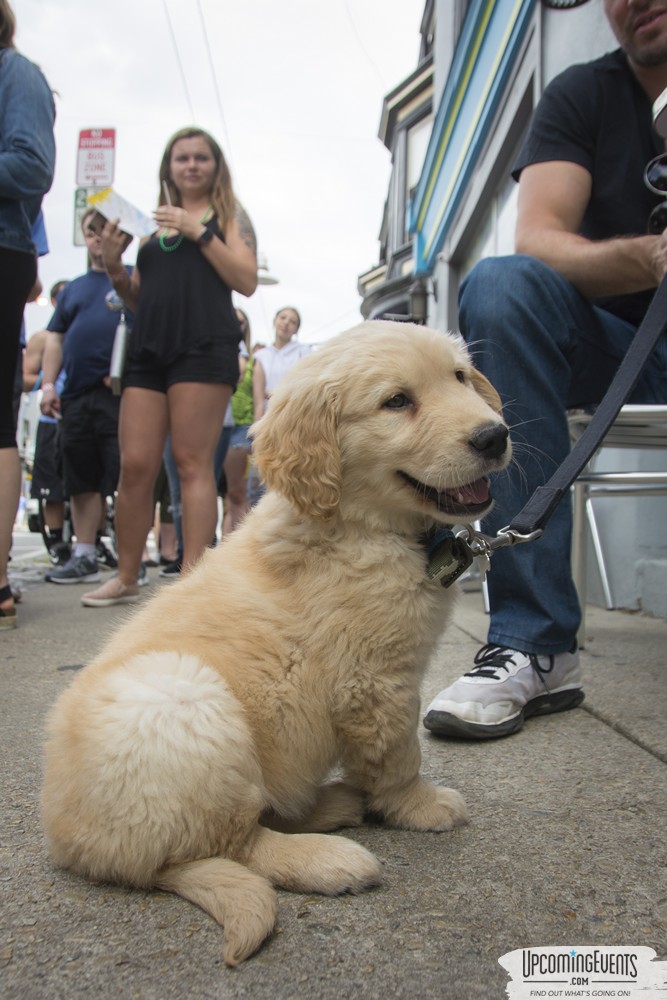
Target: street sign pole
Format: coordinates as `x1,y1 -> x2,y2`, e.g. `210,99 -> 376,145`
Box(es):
73,186 -> 93,247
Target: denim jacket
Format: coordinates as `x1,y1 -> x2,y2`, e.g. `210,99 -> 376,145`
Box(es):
0,47 -> 56,254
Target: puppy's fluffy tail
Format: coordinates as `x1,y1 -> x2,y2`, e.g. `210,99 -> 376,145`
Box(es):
155,857 -> 276,966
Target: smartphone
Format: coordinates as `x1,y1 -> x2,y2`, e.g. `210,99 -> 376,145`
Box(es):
87,210 -> 107,237
87,210 -> 132,250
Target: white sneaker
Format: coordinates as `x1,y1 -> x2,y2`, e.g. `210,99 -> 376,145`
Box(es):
424,643 -> 584,739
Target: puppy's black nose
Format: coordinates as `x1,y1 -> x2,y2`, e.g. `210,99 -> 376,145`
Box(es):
470,422 -> 509,459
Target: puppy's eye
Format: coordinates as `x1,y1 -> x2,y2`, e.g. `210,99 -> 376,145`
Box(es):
383,392 -> 413,410
455,370 -> 466,384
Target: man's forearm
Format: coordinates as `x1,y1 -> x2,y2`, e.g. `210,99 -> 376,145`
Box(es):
515,229 -> 665,300
41,333 -> 64,385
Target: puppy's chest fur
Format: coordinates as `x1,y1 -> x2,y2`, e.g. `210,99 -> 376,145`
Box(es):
279,531 -> 453,675
247,542 -> 452,807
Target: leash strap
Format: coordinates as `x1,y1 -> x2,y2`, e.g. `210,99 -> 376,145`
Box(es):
507,276 -> 667,537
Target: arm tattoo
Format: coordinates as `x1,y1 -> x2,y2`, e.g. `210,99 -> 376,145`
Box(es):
235,201 -> 258,255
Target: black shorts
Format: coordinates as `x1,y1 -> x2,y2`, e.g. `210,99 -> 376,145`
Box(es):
61,386 -> 121,496
123,343 -> 240,393
30,421 -> 66,502
0,248 -> 36,448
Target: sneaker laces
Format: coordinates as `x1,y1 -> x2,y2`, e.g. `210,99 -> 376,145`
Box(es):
466,643 -> 556,691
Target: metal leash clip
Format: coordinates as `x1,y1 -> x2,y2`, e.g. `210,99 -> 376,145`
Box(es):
425,524 -> 544,589
453,524 -> 544,584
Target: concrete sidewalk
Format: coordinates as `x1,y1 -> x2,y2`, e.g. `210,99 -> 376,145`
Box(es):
1,549 -> 666,1000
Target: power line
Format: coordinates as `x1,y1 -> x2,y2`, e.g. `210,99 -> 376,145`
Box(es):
195,0 -> 235,176
342,0 -> 387,91
161,0 -> 197,121
308,306 -> 364,341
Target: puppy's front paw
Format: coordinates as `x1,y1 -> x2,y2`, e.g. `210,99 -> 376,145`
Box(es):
248,827 -> 382,896
384,782 -> 469,832
427,785 -> 469,831
276,835 -> 383,895
315,836 -> 383,896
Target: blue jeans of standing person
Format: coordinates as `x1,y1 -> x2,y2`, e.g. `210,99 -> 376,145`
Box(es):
458,254 -> 667,656
214,425 -> 232,495
162,437 -> 183,561
163,425 -> 232,560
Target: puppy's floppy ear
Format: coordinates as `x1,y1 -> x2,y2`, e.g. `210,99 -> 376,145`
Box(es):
470,367 -> 503,415
251,374 -> 342,520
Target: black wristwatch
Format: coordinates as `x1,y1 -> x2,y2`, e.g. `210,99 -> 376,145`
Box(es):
197,227 -> 214,246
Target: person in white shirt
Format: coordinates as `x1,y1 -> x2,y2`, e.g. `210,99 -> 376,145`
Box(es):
252,306 -> 310,420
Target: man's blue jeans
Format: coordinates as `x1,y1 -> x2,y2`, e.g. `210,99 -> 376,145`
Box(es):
458,255 -> 667,654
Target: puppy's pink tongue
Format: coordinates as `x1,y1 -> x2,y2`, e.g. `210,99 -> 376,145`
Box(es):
444,477 -> 490,504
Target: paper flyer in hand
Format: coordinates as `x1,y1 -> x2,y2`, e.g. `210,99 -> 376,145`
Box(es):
86,187 -> 158,238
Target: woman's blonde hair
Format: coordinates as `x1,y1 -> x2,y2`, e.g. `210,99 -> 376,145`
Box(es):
0,0 -> 16,48
158,127 -> 236,237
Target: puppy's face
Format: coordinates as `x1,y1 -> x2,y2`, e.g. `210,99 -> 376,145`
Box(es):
252,322 -> 511,530
334,325 -> 510,528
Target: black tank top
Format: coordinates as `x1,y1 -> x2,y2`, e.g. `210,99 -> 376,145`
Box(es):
130,216 -> 240,363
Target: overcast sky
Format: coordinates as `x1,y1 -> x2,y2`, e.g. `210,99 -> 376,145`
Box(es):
16,0 -> 424,345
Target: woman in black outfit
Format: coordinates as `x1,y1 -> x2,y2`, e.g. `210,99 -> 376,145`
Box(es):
83,127 -> 257,607
0,0 -> 55,628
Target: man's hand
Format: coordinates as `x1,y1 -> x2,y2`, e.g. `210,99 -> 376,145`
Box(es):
39,384 -> 61,418
100,218 -> 132,272
648,229 -> 667,285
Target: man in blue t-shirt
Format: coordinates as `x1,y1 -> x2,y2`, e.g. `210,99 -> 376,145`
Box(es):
424,1 -> 667,742
39,208 -> 132,585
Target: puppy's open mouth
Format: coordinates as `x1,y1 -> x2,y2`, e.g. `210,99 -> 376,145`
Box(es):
399,471 -> 493,517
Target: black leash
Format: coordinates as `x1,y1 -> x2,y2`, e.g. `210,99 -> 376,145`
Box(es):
443,276 -> 667,584
508,275 -> 667,537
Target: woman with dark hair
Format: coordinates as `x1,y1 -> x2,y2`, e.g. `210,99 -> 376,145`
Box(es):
0,0 -> 55,628
83,127 -> 257,607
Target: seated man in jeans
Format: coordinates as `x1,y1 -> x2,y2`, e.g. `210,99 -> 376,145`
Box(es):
424,0 -> 667,740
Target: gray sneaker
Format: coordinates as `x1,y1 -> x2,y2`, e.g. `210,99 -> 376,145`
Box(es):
45,554 -> 101,585
423,643 -> 584,740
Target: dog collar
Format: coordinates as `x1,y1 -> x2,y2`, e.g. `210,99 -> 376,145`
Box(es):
422,527 -> 474,588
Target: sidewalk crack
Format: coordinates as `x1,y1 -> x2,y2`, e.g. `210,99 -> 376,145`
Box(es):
581,704 -> 667,764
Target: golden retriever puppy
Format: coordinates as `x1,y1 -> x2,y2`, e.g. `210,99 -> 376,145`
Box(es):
41,321 -> 511,965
